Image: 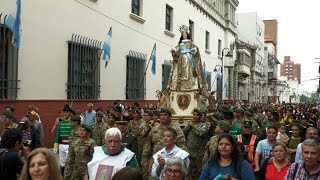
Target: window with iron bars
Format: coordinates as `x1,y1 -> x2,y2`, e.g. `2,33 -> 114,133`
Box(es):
126,51 -> 146,100
67,37 -> 101,99
131,0 -> 140,16
162,62 -> 171,91
0,24 -> 19,99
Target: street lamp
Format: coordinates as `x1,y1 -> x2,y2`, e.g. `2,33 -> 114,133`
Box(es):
216,48 -> 232,100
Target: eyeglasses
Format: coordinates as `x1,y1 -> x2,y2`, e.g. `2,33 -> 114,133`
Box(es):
165,168 -> 181,176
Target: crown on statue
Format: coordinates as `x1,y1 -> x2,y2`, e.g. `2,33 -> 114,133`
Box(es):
179,25 -> 189,34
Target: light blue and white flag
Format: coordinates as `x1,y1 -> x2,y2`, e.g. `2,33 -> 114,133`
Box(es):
5,0 -> 21,49
102,27 -> 112,68
225,79 -> 229,98
203,61 -> 207,79
150,43 -> 156,75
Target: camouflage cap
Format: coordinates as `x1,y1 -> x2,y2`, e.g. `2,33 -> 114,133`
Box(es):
96,111 -> 104,117
244,111 -> 252,117
219,105 -> 229,113
144,109 -> 154,116
247,107 -> 254,114
223,111 -> 234,119
193,108 -> 203,116
160,108 -> 172,116
213,111 -> 221,119
3,110 -> 14,118
235,108 -> 245,114
70,115 -> 81,122
81,123 -> 92,133
218,120 -> 231,132
153,109 -> 160,116
251,105 -> 257,112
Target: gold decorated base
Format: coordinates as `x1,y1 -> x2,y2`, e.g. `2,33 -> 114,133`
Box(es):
167,90 -> 204,126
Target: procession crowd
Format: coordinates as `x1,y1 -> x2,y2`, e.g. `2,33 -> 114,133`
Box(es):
0,101 -> 320,180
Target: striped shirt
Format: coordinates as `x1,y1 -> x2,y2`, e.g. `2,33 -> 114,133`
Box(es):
54,119 -> 72,148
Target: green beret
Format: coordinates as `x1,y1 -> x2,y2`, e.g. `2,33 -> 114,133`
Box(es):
219,105 -> 229,113
247,107 -> 254,114
3,110 -> 14,118
244,111 -> 252,117
235,108 -> 245,114
109,105 -> 117,110
108,112 -> 117,118
96,111 -> 104,117
70,115 -> 81,122
213,112 -> 221,119
160,108 -> 172,116
218,120 -> 231,132
251,105 -> 257,112
153,110 -> 160,116
193,108 -> 203,116
81,123 -> 91,133
144,109 -> 154,116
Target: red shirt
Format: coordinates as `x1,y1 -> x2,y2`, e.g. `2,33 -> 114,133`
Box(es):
265,162 -> 290,180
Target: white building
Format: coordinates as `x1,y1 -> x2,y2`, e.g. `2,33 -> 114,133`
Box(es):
1,0 -> 239,101
236,12 -> 265,102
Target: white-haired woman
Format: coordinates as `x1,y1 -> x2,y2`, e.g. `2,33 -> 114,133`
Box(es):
162,157 -> 188,180
85,128 -> 139,180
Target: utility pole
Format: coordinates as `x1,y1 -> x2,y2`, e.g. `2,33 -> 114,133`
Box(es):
314,58 -> 320,103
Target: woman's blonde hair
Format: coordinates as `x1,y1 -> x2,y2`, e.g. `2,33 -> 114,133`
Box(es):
20,148 -> 62,180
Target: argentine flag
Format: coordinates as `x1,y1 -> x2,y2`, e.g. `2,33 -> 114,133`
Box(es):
151,43 -> 156,75
5,0 -> 21,49
102,27 -> 112,68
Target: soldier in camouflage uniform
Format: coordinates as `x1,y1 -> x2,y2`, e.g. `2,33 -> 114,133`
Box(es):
91,111 -> 108,146
64,124 -> 96,180
106,112 -> 116,129
244,111 -> 260,137
183,109 -> 209,180
202,120 -> 231,166
233,108 -> 248,128
139,109 -> 157,179
142,108 -> 186,180
69,115 -> 81,146
128,109 -> 142,138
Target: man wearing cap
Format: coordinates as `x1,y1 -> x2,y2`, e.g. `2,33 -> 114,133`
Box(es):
299,113 -> 312,138
128,109 -> 142,138
244,110 -> 261,137
202,120 -> 231,165
233,108 -> 247,128
53,104 -> 74,175
65,123 -> 96,180
84,103 -> 96,126
223,111 -> 242,137
28,110 -> 44,146
139,109 -> 157,179
183,108 -> 209,180
116,116 -> 138,161
91,111 -> 109,146
69,115 -> 82,146
236,120 -> 258,168
260,113 -> 280,140
142,108 -> 186,179
3,110 -> 18,129
106,113 -> 116,129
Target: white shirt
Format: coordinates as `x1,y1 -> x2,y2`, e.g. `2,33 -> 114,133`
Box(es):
151,145 -> 189,179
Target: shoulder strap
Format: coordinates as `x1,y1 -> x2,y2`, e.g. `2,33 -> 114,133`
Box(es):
292,163 -> 299,178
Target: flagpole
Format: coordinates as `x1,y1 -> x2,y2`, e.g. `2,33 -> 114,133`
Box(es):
140,43 -> 156,89
93,48 -> 103,73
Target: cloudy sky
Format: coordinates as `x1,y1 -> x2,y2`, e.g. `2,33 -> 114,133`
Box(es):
236,0 -> 320,93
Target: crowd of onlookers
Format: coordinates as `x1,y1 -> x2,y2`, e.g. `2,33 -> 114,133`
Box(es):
0,101 -> 320,180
